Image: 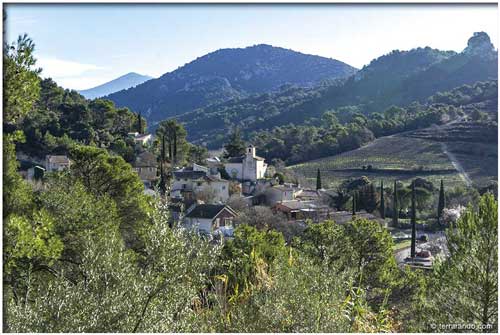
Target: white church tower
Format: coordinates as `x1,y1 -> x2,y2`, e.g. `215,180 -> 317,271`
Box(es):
224,145 -> 268,181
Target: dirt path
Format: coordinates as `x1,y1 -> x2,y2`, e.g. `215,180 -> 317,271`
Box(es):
440,142 -> 473,187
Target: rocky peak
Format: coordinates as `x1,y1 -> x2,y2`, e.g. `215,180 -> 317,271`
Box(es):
463,32 -> 496,59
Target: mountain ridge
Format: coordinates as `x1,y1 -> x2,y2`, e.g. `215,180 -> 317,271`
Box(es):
79,72 -> 153,99
105,44 -> 358,123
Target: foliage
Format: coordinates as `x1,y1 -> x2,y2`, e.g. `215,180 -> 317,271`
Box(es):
223,128 -> 246,158
343,218 -> 397,288
14,78 -> 140,162
3,34 -> 41,125
156,119 -> 188,164
68,145 -> 152,249
423,194 -> 498,332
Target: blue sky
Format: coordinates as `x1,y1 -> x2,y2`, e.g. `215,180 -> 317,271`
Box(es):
5,4 -> 498,90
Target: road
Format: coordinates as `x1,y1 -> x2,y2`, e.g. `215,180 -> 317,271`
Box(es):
395,231 -> 447,265
440,142 -> 473,187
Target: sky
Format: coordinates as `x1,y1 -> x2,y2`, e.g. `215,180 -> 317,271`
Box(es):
4,4 -> 498,90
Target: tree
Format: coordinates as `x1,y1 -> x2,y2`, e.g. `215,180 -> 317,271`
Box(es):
380,181 -> 385,219
410,181 -> 416,258
298,220 -> 353,268
316,169 -> 322,190
156,119 -> 187,164
223,128 -> 246,158
3,133 -> 34,219
136,112 -> 143,133
187,144 -> 208,165
3,34 -> 41,125
343,218 -> 397,288
437,179 -> 445,225
392,180 -> 398,227
273,172 -> 285,185
235,206 -> 287,231
352,191 -> 357,216
158,136 -> 167,195
68,145 -> 151,249
5,194 -> 221,332
425,194 -> 498,331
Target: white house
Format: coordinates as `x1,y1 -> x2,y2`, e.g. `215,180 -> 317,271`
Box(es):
224,145 -> 267,182
171,164 -> 230,203
129,132 -> 153,146
184,204 -> 238,235
45,155 -> 71,172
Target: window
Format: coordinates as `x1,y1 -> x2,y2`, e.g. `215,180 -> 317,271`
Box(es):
197,182 -> 202,186
224,218 -> 232,226
214,218 -> 220,228
222,185 -> 226,190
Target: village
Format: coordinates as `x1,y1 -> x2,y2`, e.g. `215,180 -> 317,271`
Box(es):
18,129 -> 440,270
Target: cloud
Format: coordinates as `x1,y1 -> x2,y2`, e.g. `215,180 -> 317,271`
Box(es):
37,57 -> 106,78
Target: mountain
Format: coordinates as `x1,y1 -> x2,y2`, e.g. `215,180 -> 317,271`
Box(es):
319,31 -> 497,112
178,32 -> 497,148
105,44 -> 358,123
79,72 -> 153,99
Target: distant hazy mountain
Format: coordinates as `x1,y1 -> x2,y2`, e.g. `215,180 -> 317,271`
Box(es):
79,72 -> 153,99
105,44 -> 358,123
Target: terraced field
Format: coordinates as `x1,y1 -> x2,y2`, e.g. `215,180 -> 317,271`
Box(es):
290,121 -> 497,190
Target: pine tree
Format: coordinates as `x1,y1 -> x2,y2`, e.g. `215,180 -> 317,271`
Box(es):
392,180 -> 398,227
223,128 -> 246,158
410,181 -> 417,258
427,194 -> 498,329
380,180 -> 385,219
437,179 -> 445,225
316,169 -> 322,190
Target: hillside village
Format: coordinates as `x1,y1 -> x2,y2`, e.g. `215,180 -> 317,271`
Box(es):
4,9 -> 498,331
19,128 -> 440,268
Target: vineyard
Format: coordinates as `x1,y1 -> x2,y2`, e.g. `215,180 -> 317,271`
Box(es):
289,127 -> 497,189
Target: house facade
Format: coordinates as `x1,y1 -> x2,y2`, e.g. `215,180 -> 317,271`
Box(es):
45,155 -> 71,172
171,164 -> 230,203
273,200 -> 331,222
224,145 -> 267,182
132,151 -> 157,187
184,204 -> 238,235
265,184 -> 302,206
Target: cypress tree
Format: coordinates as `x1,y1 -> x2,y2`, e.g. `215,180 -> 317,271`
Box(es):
173,127 -> 177,164
352,191 -> 357,216
410,181 -> 417,258
368,183 -> 377,212
392,180 -> 398,227
158,135 -> 167,195
437,179 -> 445,225
161,135 -> 166,162
380,180 -> 385,219
137,112 -> 142,133
316,168 -> 322,190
